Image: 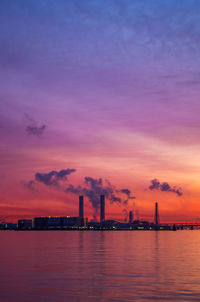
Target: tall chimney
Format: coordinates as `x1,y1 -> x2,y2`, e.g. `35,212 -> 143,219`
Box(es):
79,196 -> 84,219
100,195 -> 105,223
129,211 -> 133,224
154,202 -> 159,226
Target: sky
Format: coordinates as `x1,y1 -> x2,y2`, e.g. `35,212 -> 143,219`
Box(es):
1,0 -> 200,223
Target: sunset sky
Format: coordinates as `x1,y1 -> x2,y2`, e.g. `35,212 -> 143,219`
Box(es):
1,0 -> 200,223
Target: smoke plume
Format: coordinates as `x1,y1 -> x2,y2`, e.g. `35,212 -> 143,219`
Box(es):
66,177 -> 136,219
149,179 -> 183,196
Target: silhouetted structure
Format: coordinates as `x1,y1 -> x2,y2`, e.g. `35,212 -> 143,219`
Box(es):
18,219 -> 32,230
48,217 -> 61,229
100,195 -> 105,223
129,211 -> 133,224
0,223 -> 6,230
8,196 -> 188,232
79,196 -> 84,219
154,202 -> 160,228
0,223 -> 17,230
60,217 -> 82,228
33,216 -> 88,230
173,224 -> 176,231
34,217 -> 49,229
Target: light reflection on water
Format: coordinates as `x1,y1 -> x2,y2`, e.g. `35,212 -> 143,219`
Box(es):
1,230 -> 200,301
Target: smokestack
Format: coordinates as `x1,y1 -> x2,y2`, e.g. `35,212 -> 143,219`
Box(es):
79,196 -> 84,219
154,202 -> 159,226
100,195 -> 105,223
129,211 -> 133,224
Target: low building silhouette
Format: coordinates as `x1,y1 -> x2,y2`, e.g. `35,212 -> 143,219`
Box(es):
34,217 -> 49,229
33,216 -> 88,230
6,223 -> 17,230
18,219 -> 32,230
48,217 -> 61,229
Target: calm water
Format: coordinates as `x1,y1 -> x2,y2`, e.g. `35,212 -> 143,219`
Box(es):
1,230 -> 200,302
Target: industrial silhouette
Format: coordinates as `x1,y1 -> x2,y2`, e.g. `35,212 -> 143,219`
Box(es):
0,197 -> 196,231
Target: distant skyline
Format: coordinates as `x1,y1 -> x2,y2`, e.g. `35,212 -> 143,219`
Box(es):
1,0 -> 200,223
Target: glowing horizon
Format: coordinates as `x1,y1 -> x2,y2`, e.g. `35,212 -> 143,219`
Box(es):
1,0 -> 200,223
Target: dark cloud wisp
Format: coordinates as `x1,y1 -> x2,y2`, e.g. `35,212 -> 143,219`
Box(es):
23,180 -> 38,192
25,169 -> 76,189
35,169 -> 76,186
119,189 -> 136,199
149,179 -> 183,196
24,113 -> 46,137
26,124 -> 46,137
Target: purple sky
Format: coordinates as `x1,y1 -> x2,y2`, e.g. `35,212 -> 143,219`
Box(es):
1,0 -> 200,222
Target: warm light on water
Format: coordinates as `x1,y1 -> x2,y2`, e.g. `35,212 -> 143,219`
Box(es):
1,231 -> 200,301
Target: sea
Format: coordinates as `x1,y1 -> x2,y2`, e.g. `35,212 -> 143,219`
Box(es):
0,230 -> 200,302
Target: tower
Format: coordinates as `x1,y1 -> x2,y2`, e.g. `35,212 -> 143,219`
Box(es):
100,195 -> 105,223
154,202 -> 160,226
129,211 -> 133,224
79,196 -> 84,219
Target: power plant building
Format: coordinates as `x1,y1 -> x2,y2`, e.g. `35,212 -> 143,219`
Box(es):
33,216 -> 88,230
18,219 -> 32,230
